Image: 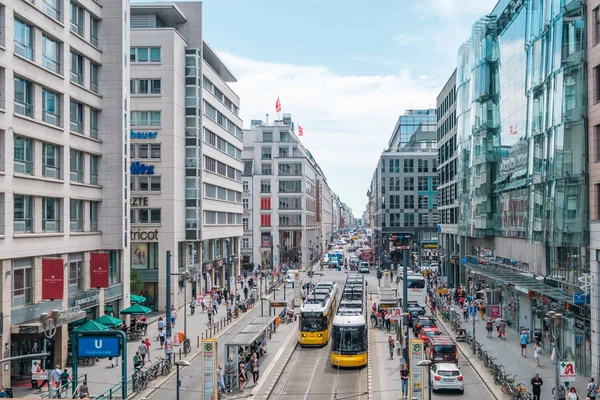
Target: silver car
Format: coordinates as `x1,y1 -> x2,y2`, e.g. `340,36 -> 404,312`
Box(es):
431,363 -> 464,394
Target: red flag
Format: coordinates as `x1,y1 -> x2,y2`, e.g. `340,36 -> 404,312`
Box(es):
298,125 -> 304,136
90,253 -> 109,288
275,96 -> 282,113
42,258 -> 64,300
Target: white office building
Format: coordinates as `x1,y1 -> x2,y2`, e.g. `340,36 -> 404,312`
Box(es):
241,118 -> 330,270
0,0 -> 130,386
130,2 -> 243,310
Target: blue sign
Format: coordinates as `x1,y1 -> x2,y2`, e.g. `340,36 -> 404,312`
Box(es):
469,305 -> 477,315
573,293 -> 585,305
130,130 -> 158,139
130,162 -> 155,175
78,336 -> 120,357
462,258 -> 468,264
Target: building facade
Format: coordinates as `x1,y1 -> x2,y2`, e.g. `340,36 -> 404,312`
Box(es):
130,2 -> 242,311
371,109 -> 439,270
241,118 -> 329,270
456,0 -> 590,376
0,0 -> 130,386
436,70 -> 459,284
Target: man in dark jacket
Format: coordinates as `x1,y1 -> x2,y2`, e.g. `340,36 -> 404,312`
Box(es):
531,373 -> 543,400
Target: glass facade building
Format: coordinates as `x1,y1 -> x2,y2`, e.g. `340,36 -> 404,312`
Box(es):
456,0 -> 590,375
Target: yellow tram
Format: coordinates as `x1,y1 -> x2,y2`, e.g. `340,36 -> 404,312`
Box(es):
298,282 -> 338,346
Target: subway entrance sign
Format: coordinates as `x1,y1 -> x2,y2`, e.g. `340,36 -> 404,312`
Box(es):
77,336 -> 120,357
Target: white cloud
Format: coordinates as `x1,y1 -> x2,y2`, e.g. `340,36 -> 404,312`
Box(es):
415,0 -> 498,19
219,52 -> 442,214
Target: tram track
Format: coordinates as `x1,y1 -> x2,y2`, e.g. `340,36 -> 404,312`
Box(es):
270,344 -> 329,399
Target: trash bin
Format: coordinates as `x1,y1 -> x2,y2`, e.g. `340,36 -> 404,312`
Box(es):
179,331 -> 185,343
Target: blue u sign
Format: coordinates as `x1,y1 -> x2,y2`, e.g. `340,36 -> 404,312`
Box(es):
78,336 -> 120,357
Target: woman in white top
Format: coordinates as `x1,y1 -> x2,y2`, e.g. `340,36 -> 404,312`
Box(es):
567,386 -> 578,400
533,341 -> 542,367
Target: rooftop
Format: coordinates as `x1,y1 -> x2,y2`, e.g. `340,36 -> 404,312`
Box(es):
130,3 -> 187,26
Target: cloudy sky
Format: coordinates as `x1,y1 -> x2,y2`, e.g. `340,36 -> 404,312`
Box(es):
202,0 -> 498,216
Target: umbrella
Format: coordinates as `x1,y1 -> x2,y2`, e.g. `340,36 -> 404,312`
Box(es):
94,315 -> 124,327
130,295 -> 147,305
120,304 -> 152,315
73,320 -> 110,332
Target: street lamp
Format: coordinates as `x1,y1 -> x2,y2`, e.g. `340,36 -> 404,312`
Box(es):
175,359 -> 191,400
418,359 -> 433,400
40,310 -> 61,397
546,311 -> 563,398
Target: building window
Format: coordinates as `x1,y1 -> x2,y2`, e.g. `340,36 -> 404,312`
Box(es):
242,180 -> 248,191
90,109 -> 99,139
70,100 -> 84,133
14,195 -> 33,233
595,7 -> 600,46
70,51 -> 84,85
14,77 -> 33,117
260,197 -> 271,210
263,132 -> 273,142
14,136 -> 33,175
404,213 -> 414,227
261,163 -> 272,175
90,63 -> 99,93
69,253 -> 83,292
242,198 -> 248,210
131,79 -> 161,95
260,180 -> 271,193
260,214 -> 271,227
108,250 -> 121,284
131,176 -> 161,192
242,218 -> 249,230
403,177 -> 414,191
418,159 -> 428,173
42,143 -> 60,179
261,147 -> 272,159
404,195 -> 414,209
14,19 -> 33,60
12,259 -> 33,306
90,155 -> 99,185
403,159 -> 414,173
43,0 -> 61,20
130,47 -> 161,63
42,197 -> 60,232
418,177 -> 429,191
70,150 -> 84,182
90,17 -> 99,47
42,89 -> 60,126
595,65 -> 600,104
90,201 -> 99,231
42,35 -> 60,73
242,238 -> 249,248
70,2 -> 84,36
70,199 -> 83,231
131,111 -> 161,127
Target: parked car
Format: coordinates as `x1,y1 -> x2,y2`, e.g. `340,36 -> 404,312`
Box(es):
413,316 -> 437,335
419,327 -> 442,345
431,362 -> 464,394
407,307 -> 426,327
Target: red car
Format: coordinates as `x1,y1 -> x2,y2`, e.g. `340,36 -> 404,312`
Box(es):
419,327 -> 442,344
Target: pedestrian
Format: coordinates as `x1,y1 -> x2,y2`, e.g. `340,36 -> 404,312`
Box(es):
462,302 -> 468,321
384,311 -> 391,333
238,363 -> 247,391
587,377 -> 598,400
0,386 -> 6,398
170,306 -> 177,328
388,335 -> 395,359
520,330 -> 529,357
479,303 -> 486,320
567,387 -> 579,400
531,372 -> 543,400
190,297 -> 196,315
158,328 -> 166,347
51,365 -> 62,398
213,298 -> 219,314
370,312 -> 377,329
60,368 -> 70,395
157,316 -> 165,332
133,351 -> 142,371
534,341 -> 542,367
400,364 -> 409,399
77,381 -> 90,399
216,364 -> 226,394
553,384 -> 566,400
137,339 -> 147,362
251,353 -> 259,385
145,338 -> 152,359
164,336 -> 174,362
486,319 -> 494,338
225,357 -> 234,392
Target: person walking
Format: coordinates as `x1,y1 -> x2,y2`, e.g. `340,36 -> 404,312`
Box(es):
59,368 -> 70,396
138,340 -> 148,363
216,365 -> 226,394
587,377 -> 598,400
77,381 -> 90,399
190,297 -> 196,315
133,351 -> 142,372
567,387 -> 579,400
144,338 -> 152,359
486,319 -> 494,338
388,335 -> 395,359
531,373 -> 543,400
225,357 -> 234,392
238,363 -> 247,391
251,353 -> 259,385
164,337 -> 174,362
170,306 -> 177,328
520,330 -> 529,357
534,341 -> 542,367
400,364 -> 409,399
157,316 -> 165,332
51,365 -> 62,398
384,311 -> 391,333
553,384 -> 567,400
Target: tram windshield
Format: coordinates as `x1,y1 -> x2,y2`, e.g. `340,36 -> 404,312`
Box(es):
300,312 -> 327,332
331,325 -> 367,354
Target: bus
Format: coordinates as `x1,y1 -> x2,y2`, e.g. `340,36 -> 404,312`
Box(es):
331,277 -> 368,367
299,284 -> 339,346
360,247 -> 373,263
398,272 -> 427,307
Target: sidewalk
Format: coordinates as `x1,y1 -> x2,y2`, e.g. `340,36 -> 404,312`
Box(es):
12,279 -> 279,399
441,302 -> 589,399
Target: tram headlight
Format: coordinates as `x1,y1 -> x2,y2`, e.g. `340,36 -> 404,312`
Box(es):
318,333 -> 322,337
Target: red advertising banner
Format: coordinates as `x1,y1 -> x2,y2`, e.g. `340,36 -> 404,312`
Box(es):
261,233 -> 271,248
42,258 -> 64,301
90,253 -> 109,288
490,305 -> 501,319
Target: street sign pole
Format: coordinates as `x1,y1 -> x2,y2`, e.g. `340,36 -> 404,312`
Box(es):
470,305 -> 477,354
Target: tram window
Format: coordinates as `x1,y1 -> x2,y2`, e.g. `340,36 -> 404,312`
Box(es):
300,312 -> 326,331
333,327 -> 365,352
407,279 -> 425,289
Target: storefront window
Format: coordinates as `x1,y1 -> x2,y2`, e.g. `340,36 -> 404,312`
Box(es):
215,239 -> 222,258
131,242 -> 158,269
69,253 -> 83,293
12,258 -> 33,306
203,240 -> 210,262
109,250 -> 121,284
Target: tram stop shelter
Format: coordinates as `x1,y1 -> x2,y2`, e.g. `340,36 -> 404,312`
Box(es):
225,316 -> 277,389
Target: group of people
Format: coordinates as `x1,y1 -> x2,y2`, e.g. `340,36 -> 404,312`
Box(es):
533,375 -> 599,400
29,364 -> 90,398
370,302 -> 392,332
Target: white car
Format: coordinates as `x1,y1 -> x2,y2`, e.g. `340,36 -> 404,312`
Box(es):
285,272 -> 296,287
431,363 -> 464,394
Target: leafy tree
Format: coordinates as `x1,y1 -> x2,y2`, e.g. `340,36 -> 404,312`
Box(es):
130,269 -> 145,295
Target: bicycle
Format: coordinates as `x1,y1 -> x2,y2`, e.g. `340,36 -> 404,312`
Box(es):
133,370 -> 149,393
162,355 -> 173,375
183,338 -> 191,355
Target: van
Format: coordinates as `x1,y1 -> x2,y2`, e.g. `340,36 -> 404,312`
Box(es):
359,262 -> 370,273
429,336 -> 458,364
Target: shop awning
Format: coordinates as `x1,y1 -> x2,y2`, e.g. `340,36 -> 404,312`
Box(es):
120,304 -> 152,315
94,315 -> 124,327
493,174 -> 509,184
498,178 -> 528,192
73,320 -> 110,333
511,168 -> 528,180
465,262 -> 572,304
130,295 -> 147,305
